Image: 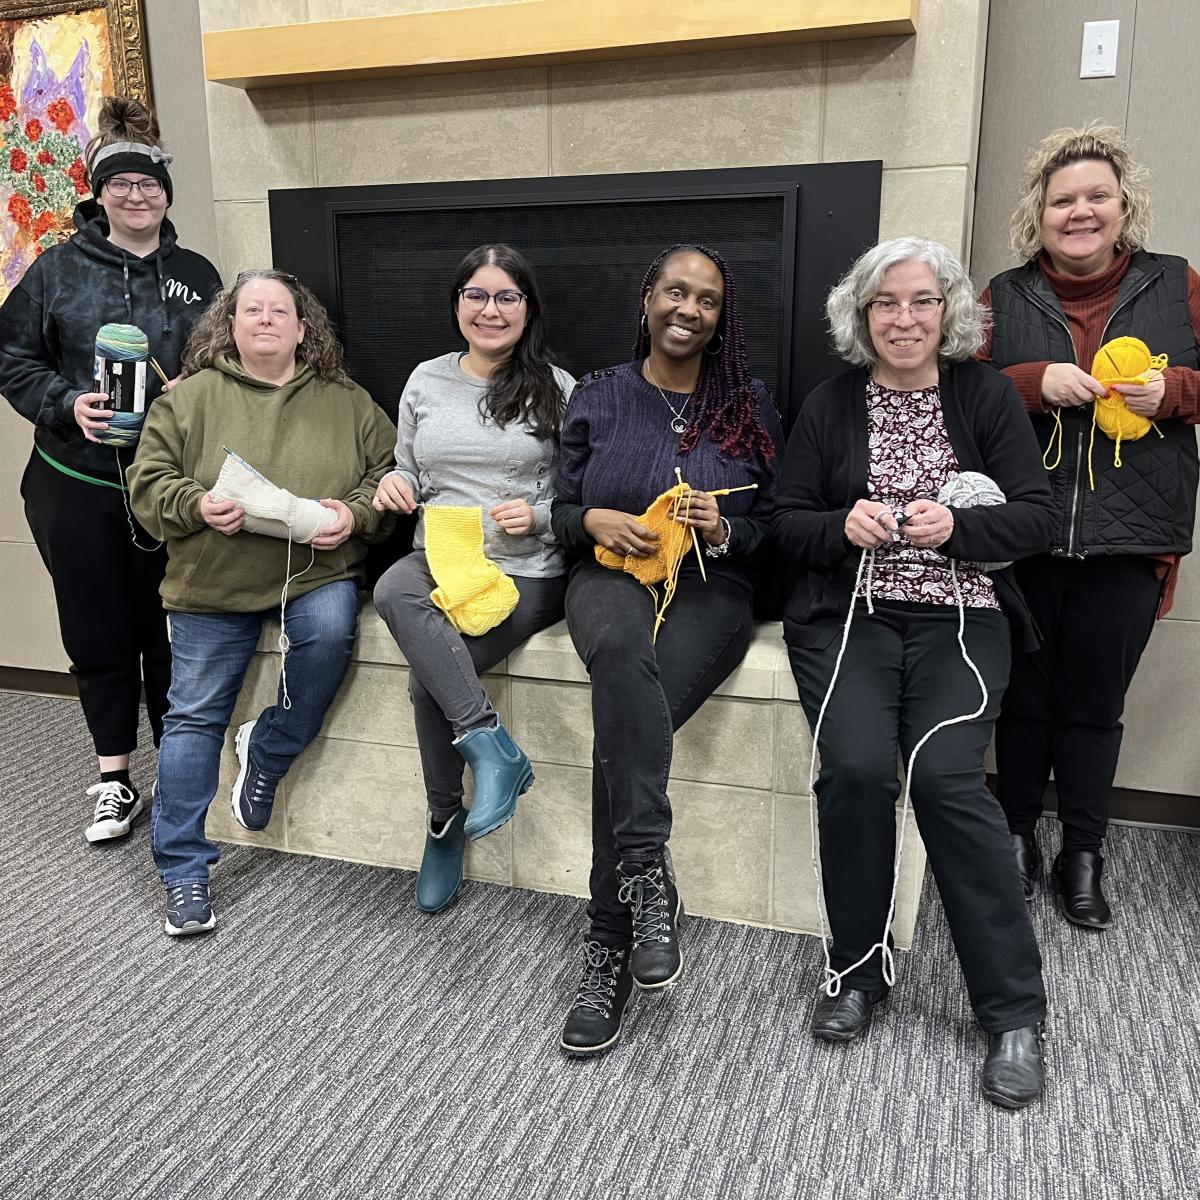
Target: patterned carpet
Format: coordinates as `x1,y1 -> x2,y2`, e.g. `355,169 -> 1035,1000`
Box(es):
2,691 -> 1198,1200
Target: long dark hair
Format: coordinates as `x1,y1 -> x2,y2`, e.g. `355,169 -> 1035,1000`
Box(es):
634,243 -> 775,462
450,244 -> 566,440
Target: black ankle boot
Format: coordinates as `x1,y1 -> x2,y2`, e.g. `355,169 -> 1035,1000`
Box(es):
1051,850 -> 1111,929
810,987 -> 888,1042
981,1023 -> 1045,1109
616,851 -> 684,990
560,941 -> 634,1057
1010,832 -> 1043,903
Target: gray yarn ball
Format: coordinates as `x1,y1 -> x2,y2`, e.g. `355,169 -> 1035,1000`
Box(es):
936,471 -> 1011,571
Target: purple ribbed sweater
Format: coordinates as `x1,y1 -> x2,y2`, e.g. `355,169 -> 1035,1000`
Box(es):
551,361 -> 783,586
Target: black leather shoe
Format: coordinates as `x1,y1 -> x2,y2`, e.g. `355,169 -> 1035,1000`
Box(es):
1010,832 -> 1043,903
1051,850 -> 1111,929
980,1023 -> 1045,1109
810,987 -> 887,1042
560,941 -> 634,1057
617,851 -> 684,990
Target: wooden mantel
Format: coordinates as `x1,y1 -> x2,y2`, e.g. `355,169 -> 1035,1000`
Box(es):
203,0 -> 919,89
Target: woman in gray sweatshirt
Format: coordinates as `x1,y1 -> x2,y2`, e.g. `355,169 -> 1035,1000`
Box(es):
372,244 -> 575,914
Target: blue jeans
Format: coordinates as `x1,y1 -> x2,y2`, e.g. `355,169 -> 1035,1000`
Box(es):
151,580 -> 359,887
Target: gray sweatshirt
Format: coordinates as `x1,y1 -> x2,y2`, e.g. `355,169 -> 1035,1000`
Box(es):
389,352 -> 575,578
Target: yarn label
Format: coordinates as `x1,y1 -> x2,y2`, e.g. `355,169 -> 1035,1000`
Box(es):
94,355 -> 147,413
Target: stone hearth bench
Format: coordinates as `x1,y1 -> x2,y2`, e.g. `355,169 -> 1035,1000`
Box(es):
209,603 -> 927,948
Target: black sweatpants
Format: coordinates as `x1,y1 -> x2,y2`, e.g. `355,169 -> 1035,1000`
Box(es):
790,602 -> 1046,1034
21,449 -> 170,756
994,553 -> 1162,853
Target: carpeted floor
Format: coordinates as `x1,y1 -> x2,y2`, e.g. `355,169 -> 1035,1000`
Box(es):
2,691 -> 1198,1200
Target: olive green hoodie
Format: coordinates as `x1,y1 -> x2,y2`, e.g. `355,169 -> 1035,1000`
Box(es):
128,355 -> 396,613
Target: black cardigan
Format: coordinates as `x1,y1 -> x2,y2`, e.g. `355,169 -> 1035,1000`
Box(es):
771,360 -> 1054,653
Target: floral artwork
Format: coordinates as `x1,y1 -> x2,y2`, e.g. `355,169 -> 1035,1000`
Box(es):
0,2 -> 149,301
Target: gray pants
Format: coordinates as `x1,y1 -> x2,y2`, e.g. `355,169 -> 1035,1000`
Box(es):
372,551 -> 566,819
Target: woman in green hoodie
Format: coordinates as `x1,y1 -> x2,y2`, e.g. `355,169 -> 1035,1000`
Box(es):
128,270 -> 396,936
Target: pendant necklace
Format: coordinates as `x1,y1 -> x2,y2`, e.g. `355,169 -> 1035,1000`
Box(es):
644,361 -> 691,434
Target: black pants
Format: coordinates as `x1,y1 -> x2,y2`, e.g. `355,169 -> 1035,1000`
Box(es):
994,554 -> 1162,853
790,603 -> 1046,1034
565,560 -> 753,946
21,450 -> 170,756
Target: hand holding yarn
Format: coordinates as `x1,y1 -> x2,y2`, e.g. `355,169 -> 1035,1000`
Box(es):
73,391 -> 114,443
900,499 -> 954,549
311,498 -> 354,550
845,498 -> 898,549
490,498 -> 535,537
372,473 -> 417,514
201,492 -> 245,536
583,508 -> 659,558
1041,362 -> 1106,407
670,489 -> 723,543
1111,372 -> 1165,417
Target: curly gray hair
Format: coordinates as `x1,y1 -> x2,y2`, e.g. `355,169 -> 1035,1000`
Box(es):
825,236 -> 988,367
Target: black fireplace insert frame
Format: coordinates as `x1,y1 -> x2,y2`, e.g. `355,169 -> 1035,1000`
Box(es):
268,161 -> 882,432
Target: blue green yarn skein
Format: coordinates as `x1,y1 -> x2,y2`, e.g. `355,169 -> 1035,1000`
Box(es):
94,322 -> 150,448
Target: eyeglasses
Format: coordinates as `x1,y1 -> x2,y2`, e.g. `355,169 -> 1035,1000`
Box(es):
104,177 -> 164,198
235,270 -> 300,287
866,296 -> 945,321
458,287 -> 526,313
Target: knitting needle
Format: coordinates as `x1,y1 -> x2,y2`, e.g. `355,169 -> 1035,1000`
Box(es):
708,483 -> 758,497
148,356 -> 172,388
675,468 -> 707,581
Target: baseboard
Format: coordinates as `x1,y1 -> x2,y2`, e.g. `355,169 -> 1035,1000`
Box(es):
987,776 -> 1200,832
0,666 -> 77,699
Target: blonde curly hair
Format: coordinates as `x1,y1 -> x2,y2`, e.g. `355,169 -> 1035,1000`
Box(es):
1009,122 -> 1153,262
182,270 -> 351,386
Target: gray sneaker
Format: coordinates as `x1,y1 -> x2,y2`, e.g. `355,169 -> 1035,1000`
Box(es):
164,881 -> 216,937
231,720 -> 280,831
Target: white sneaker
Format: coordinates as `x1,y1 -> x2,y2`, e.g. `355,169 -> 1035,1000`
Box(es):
84,781 -> 144,843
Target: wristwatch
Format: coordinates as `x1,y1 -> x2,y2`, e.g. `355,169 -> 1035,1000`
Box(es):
704,516 -> 732,558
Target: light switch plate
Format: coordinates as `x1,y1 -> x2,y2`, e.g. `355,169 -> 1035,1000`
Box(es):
1081,20 -> 1119,79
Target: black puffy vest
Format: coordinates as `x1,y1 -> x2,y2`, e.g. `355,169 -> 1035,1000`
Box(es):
989,252 -> 1198,556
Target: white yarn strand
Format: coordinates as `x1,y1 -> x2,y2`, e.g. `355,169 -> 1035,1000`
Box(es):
277,532 -> 316,711
114,450 -> 163,553
806,549 -> 989,999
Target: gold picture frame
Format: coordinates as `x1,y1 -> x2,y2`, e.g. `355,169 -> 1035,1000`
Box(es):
0,0 -> 149,102
0,0 -> 150,298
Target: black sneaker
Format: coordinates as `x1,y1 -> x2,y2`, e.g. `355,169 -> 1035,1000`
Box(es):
84,781 -> 144,843
231,720 -> 280,831
617,850 -> 684,990
164,882 -> 217,937
560,941 -> 634,1057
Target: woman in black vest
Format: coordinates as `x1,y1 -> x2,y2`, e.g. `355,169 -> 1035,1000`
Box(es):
981,124 -> 1200,929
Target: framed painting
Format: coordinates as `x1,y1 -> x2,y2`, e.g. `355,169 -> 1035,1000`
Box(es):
0,0 -> 149,298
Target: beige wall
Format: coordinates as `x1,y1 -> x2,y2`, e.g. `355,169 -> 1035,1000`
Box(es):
972,1 -> 1200,797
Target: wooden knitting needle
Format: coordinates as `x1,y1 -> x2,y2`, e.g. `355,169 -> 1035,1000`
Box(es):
675,468 -> 707,581
148,356 -> 172,387
708,483 -> 758,497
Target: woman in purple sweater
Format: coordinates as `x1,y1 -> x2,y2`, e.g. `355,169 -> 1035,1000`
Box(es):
551,244 -> 782,1057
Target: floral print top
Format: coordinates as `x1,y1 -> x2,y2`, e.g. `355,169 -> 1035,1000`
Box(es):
855,378 -> 999,610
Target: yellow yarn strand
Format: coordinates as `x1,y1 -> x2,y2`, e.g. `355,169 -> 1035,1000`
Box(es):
1043,408 -> 1064,471
424,505 -> 519,636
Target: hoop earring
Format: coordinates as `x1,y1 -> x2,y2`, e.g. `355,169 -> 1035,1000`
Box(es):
641,314 -> 649,337
704,333 -> 724,356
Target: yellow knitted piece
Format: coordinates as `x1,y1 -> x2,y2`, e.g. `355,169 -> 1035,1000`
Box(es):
424,505 -> 519,636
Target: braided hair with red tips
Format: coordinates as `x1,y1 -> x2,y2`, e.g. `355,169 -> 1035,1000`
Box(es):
633,243 -> 776,463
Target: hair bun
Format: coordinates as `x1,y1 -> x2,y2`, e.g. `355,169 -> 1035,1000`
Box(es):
96,95 -> 161,146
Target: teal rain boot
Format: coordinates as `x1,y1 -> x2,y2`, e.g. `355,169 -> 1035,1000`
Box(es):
455,721 -> 534,840
415,807 -> 467,914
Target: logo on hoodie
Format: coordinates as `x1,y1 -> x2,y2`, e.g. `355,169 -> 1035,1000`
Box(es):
165,277 -> 204,305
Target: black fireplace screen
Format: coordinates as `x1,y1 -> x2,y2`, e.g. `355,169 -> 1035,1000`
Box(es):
269,163 -> 882,431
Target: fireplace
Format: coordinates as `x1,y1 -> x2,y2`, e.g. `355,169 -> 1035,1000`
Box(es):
268,162 -> 882,431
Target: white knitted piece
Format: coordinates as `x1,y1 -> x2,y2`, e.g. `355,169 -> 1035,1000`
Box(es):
212,453 -> 336,544
937,471 -> 1011,571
